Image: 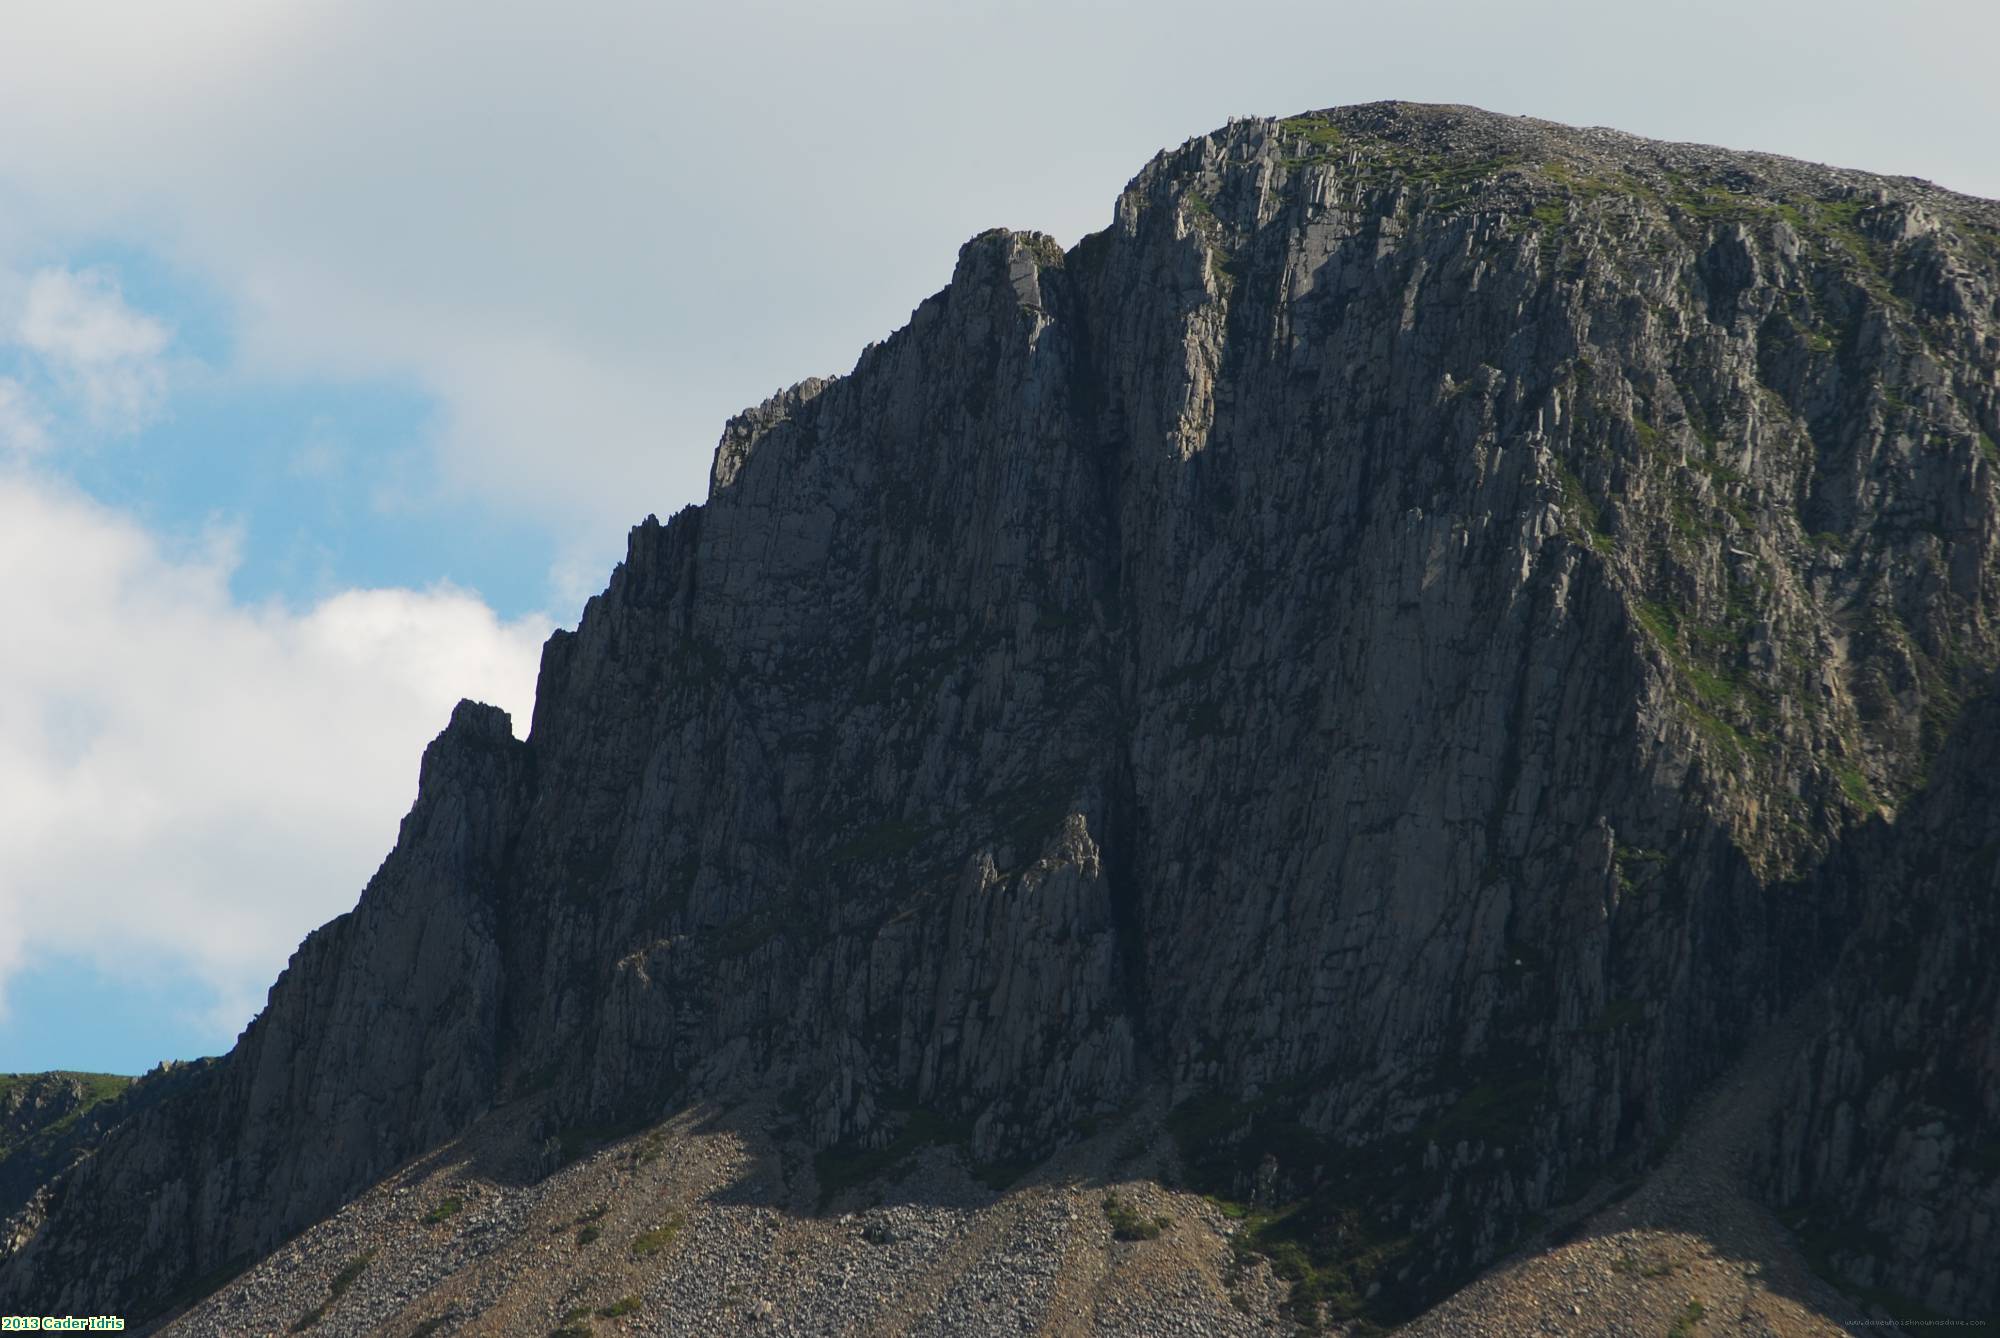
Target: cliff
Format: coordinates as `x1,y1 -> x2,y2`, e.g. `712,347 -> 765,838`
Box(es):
3,101 -> 1997,1329
1766,684 -> 2000,1319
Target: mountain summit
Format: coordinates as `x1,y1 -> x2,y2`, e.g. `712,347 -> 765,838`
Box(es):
5,102 -> 1997,1332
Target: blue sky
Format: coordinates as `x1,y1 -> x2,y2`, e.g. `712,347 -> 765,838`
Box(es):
1,0 -> 1995,1077
5,242 -> 554,618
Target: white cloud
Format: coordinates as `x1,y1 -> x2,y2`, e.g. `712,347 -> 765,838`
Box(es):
0,377 -> 48,454
16,267 -> 171,432
0,467 -> 550,1043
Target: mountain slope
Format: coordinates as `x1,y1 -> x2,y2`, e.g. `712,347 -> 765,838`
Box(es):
0,1072 -> 131,1221
1766,683 -> 2000,1319
4,102 -> 1998,1330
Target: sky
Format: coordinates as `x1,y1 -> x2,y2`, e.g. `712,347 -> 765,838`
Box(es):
0,0 -> 1994,1076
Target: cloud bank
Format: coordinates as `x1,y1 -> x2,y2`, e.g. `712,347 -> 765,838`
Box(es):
0,468 -> 549,1045
17,267 -> 171,432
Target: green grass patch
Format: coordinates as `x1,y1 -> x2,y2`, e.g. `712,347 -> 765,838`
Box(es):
576,1224 -> 602,1246
1630,590 -> 1775,769
0,1071 -> 134,1157
1278,115 -> 1344,150
1020,232 -> 1066,267
1669,181 -> 1765,223
1540,161 -> 1631,200
1610,1251 -> 1677,1278
1633,600 -> 1680,645
1667,1299 -> 1705,1336
1229,1208 -> 1417,1335
1683,661 -> 1742,711
1552,458 -> 1611,553
422,1195 -> 464,1225
1668,495 -> 1701,540
1613,844 -> 1667,895
0,1070 -> 132,1110
1809,199 -> 1909,306
1687,703 -> 1754,768
630,1216 -> 683,1257
1836,764 -> 1873,808
289,1251 -> 374,1332
596,1296 -> 641,1319
1103,1192 -> 1169,1241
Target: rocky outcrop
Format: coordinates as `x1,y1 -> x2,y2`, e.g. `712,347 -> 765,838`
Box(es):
1766,683 -> 2000,1320
0,1072 -> 130,1219
3,102 -> 1997,1328
0,1074 -> 123,1162
0,701 -> 528,1316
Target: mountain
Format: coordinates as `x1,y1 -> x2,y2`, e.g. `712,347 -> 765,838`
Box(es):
1766,687 -> 2000,1319
0,1072 -> 130,1216
4,101 -> 1997,1333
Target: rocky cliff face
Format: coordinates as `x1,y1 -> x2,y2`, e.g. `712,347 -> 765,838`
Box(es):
1766,683 -> 2000,1320
3,102 -> 1997,1328
0,1072 -> 130,1220
0,702 -> 528,1314
0,1074 -> 123,1163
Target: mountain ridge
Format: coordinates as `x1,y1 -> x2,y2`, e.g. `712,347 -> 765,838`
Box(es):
3,100 -> 1997,1331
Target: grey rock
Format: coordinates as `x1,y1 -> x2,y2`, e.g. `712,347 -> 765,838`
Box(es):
4,101 -> 1999,1327
1764,689 -> 2000,1319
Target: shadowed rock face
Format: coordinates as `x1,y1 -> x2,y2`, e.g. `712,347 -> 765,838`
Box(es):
1766,684 -> 2000,1320
0,700 -> 529,1315
0,1073 -> 135,1225
4,101 -> 1998,1324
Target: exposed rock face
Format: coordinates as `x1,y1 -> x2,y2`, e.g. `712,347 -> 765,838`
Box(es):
0,702 -> 528,1314
3,102 -> 1997,1327
0,1074 -> 119,1162
1766,684 -> 2000,1319
0,1072 -> 131,1219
